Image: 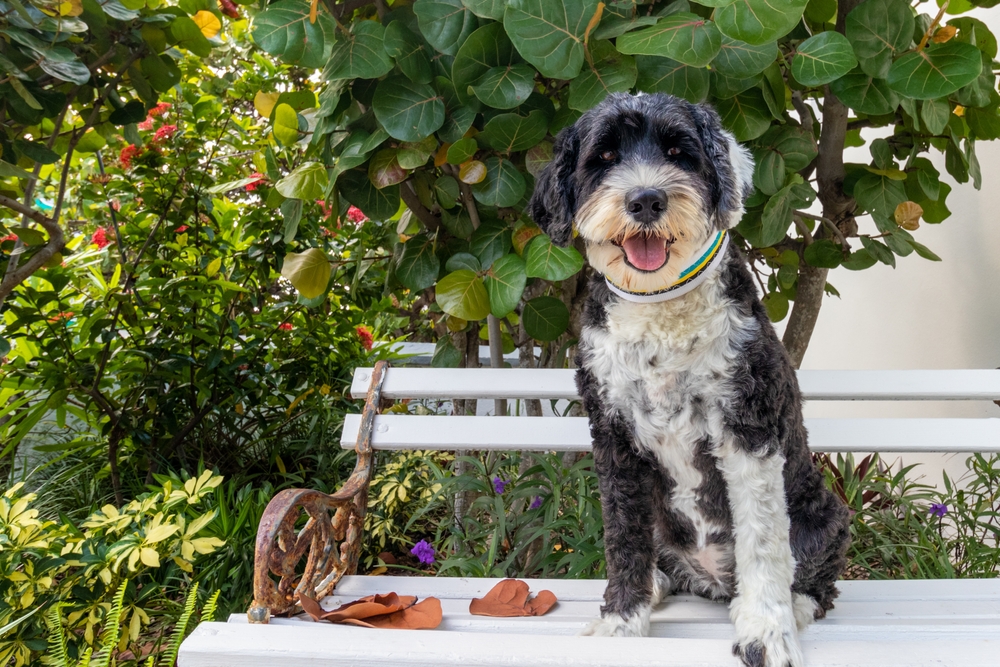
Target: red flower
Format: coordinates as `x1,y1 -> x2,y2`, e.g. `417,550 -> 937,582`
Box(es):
1,234 -> 17,243
47,311 -> 74,323
148,102 -> 172,118
279,322 -> 293,331
316,199 -> 334,219
137,118 -> 154,131
356,325 -> 373,351
218,0 -> 240,18
111,200 -> 121,212
91,227 -> 111,249
175,225 -> 189,233
119,144 -> 142,169
153,124 -> 177,143
346,206 -> 367,224
246,172 -> 267,192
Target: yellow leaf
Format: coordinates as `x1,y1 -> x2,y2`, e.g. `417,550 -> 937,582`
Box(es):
459,160 -> 487,184
8,571 -> 28,582
139,547 -> 160,568
319,383 -> 331,396
192,10 -> 222,39
953,105 -> 966,117
583,2 -> 604,46
286,387 -> 314,416
130,608 -> 142,641
894,201 -> 923,231
309,0 -> 319,24
128,548 -> 141,571
235,402 -> 244,414
174,556 -> 194,572
434,143 -> 450,167
254,91 -> 279,118
59,0 -> 83,16
99,568 -> 112,585
145,523 -> 179,544
190,537 -> 226,554
932,25 -> 957,44
206,257 -> 222,276
275,455 -> 286,474
181,540 -> 195,561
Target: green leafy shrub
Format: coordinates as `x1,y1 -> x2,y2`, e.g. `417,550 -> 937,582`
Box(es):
0,471 -> 224,666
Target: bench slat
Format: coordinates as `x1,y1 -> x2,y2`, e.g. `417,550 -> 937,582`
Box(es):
180,621 -> 1000,666
340,414 -> 1000,453
350,367 -> 1000,401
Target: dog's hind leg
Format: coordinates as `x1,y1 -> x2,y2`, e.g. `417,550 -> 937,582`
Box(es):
717,439 -> 803,667
578,388 -> 663,636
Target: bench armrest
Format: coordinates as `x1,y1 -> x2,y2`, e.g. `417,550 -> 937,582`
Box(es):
247,361 -> 389,621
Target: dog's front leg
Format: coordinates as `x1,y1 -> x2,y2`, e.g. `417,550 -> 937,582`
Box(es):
717,438 -> 803,667
581,413 -> 660,637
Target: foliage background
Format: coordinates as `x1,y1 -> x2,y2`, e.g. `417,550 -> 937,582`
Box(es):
2,0 -> 1000,664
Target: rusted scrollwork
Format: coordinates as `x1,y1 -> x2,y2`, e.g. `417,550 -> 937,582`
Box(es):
247,361 -> 388,622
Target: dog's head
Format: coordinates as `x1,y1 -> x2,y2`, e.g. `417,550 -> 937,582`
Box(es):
529,93 -> 753,292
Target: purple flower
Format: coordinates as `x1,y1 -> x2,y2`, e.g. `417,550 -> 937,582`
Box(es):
529,496 -> 543,510
929,503 -> 948,518
410,539 -> 435,565
493,477 -> 508,494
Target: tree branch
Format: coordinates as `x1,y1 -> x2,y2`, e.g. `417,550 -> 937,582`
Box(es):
400,180 -> 440,231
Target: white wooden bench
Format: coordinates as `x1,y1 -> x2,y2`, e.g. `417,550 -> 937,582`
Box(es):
180,363 -> 1000,666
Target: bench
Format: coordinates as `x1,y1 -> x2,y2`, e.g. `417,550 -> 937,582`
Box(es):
180,362 -> 1000,666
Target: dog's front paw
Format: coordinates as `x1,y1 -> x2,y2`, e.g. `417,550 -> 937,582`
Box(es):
580,611 -> 649,637
730,597 -> 803,667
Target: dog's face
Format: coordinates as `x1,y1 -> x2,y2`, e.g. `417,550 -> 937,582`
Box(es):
529,93 -> 753,293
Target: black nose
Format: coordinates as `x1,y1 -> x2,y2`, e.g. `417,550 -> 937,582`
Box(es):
625,188 -> 668,223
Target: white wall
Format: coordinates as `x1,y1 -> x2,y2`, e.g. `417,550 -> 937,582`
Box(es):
787,7 -> 1000,485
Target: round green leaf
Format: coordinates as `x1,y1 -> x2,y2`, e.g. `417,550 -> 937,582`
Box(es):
803,239 -> 843,269
479,110 -> 548,153
712,35 -> 777,77
436,270 -> 491,321
0,336 -> 9,358
503,0 -> 600,79
635,56 -> 709,103
841,248 -> 878,271
446,252 -> 482,273
921,98 -> 951,136
753,149 -> 785,196
276,161 -> 328,200
435,175 -> 462,208
845,0 -> 914,80
272,103 -> 301,146
324,20 -> 392,80
281,248 -> 331,299
522,296 -> 569,341
141,54 -> 181,92
435,76 -> 479,143
568,40 -> 637,111
711,71 -> 761,99
792,32 -> 858,87
762,291 -> 788,322
716,0 -> 808,45
764,125 -> 817,172
338,170 -> 401,221
830,70 -> 899,115
373,76 -> 445,142
251,0 -> 334,68
369,149 -> 408,189
384,21 -> 433,84
617,13 -> 722,68
470,157 -> 526,207
447,137 -> 479,164
462,0 -> 506,20
887,42 -> 983,100
38,58 -> 91,85
452,23 -> 516,104
472,64 -> 537,109
760,184 -> 794,246
470,220 -> 513,268
715,88 -> 771,141
414,0 -> 480,57
853,173 -> 907,219
484,253 -> 528,318
524,234 -> 584,281
397,236 -> 441,291
170,16 -> 213,58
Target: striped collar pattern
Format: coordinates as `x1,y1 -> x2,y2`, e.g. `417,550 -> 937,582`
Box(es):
604,230 -> 730,304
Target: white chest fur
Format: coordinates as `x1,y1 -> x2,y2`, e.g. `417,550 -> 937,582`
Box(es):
581,274 -> 758,547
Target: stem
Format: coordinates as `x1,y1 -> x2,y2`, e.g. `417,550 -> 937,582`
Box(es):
918,0 -> 950,52
486,315 -> 507,416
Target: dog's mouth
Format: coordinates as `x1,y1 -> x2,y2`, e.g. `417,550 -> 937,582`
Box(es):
612,232 -> 674,273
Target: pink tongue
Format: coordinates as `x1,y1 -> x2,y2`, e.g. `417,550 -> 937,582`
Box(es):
622,236 -> 667,271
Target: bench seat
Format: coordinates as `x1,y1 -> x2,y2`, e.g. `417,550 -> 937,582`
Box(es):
181,576 -> 1000,666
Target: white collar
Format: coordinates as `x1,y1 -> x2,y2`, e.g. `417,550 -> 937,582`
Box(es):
604,230 -> 730,304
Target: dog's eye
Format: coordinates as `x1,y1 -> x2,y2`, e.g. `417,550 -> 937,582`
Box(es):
666,147 -> 682,157
600,150 -> 617,162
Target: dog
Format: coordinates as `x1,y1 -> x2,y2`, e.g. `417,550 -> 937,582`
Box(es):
527,93 -> 850,667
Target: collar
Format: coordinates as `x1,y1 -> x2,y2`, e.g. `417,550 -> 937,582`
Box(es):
604,230 -> 730,304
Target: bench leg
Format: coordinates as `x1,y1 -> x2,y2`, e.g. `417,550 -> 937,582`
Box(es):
247,361 -> 389,621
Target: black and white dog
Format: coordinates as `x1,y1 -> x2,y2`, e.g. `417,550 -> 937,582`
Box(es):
528,93 -> 850,667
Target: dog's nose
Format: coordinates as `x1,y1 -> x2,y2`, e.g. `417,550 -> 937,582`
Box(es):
625,188 -> 668,223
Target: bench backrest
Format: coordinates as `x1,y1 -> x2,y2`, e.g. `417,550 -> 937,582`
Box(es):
341,368 -> 1000,454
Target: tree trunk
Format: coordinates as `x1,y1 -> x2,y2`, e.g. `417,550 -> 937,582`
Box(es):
782,0 -> 860,367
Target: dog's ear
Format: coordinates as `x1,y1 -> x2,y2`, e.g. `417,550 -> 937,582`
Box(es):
690,104 -> 754,230
528,125 -> 579,246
